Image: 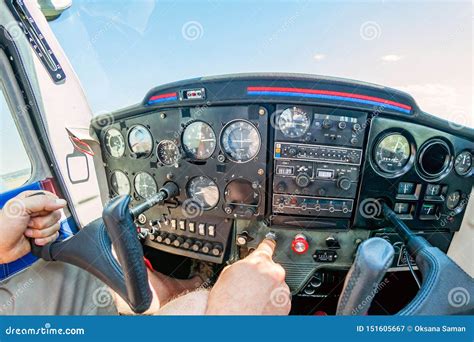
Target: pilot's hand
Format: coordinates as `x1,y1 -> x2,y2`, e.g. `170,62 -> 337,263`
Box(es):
206,239 -> 291,315
0,191 -> 67,264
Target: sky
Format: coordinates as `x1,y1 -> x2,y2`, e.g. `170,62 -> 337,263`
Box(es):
1,0 -> 473,179
48,0 -> 473,127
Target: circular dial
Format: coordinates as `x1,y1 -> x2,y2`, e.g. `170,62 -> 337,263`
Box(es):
128,125 -> 153,156
104,128 -> 125,158
446,191 -> 461,210
134,172 -> 157,199
110,170 -> 130,195
224,179 -> 259,205
278,107 -> 311,138
156,140 -> 180,165
454,151 -> 472,176
220,120 -> 261,163
374,133 -> 411,173
186,176 -> 219,210
182,121 -> 216,160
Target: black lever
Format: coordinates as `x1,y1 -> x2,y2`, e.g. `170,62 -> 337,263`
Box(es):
382,202 -> 430,256
130,182 -> 179,218
30,182 -> 179,313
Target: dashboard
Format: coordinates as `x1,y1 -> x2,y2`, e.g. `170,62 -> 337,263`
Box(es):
93,73 -> 474,296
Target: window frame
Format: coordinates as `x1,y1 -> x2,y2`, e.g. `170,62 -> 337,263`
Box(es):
0,49 -> 50,191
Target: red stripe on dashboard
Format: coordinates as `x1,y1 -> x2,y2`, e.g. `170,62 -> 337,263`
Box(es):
247,86 -> 412,110
149,92 -> 177,101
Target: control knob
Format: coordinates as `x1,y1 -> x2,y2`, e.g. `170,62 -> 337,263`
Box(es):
211,244 -> 223,256
182,238 -> 193,249
164,234 -> 176,245
155,232 -> 167,243
173,237 -> 184,247
191,241 -> 203,252
201,242 -> 213,254
295,173 -> 311,188
322,119 -> 332,129
337,177 -> 352,191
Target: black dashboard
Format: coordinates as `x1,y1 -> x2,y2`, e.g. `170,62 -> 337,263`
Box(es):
93,73 -> 474,296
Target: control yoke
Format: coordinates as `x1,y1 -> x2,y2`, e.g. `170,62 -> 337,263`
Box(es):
30,182 -> 179,314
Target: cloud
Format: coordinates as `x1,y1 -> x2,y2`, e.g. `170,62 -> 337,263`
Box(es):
381,54 -> 403,62
313,54 -> 325,61
395,83 -> 473,128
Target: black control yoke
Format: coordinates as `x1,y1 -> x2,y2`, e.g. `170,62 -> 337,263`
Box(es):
382,203 -> 474,315
30,182 -> 179,314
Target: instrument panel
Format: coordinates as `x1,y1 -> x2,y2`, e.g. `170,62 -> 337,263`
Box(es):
95,74 -> 474,293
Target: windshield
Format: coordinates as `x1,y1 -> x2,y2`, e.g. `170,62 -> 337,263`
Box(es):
49,0 -> 472,127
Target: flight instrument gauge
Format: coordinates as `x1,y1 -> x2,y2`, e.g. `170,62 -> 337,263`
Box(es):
110,170 -> 130,195
104,128 -> 125,158
156,140 -> 180,165
454,151 -> 472,176
220,120 -> 261,163
224,179 -> 260,205
278,107 -> 311,138
134,172 -> 157,199
182,121 -> 216,160
374,133 -> 412,174
186,176 -> 219,210
128,125 -> 153,157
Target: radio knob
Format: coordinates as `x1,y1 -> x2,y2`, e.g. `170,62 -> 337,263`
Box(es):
288,147 -> 298,156
322,119 -> 332,129
337,121 -> 347,130
295,173 -> 311,188
337,177 -> 352,191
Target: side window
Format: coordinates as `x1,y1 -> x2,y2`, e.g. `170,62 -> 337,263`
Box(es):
0,88 -> 32,191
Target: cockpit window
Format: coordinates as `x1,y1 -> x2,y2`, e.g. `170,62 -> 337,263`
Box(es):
0,88 -> 32,191
49,1 -> 472,128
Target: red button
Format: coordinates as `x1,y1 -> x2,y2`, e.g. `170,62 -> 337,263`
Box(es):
291,234 -> 309,254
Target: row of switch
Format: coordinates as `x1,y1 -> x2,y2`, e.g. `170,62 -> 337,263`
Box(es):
397,182 -> 446,201
393,202 -> 441,220
169,219 -> 216,237
150,232 -> 223,256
